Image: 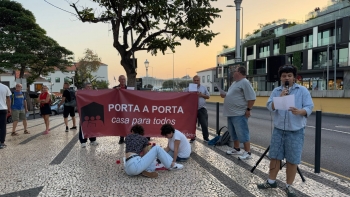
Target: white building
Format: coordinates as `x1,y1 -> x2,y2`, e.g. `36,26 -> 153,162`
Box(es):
42,63 -> 108,93
197,67 -> 216,93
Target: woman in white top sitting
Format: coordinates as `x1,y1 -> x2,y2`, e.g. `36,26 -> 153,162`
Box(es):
161,124 -> 191,162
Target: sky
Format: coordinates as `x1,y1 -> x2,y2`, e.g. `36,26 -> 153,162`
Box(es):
14,0 -> 330,86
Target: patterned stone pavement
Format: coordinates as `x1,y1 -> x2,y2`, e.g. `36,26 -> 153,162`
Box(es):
1,115 -> 349,197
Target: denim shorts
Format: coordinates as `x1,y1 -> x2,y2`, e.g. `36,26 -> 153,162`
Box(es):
227,115 -> 250,143
269,127 -> 305,164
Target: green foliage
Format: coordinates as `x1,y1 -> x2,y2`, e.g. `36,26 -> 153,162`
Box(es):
162,80 -> 176,89
0,0 -> 73,84
93,80 -> 109,89
248,60 -> 254,76
70,0 -> 222,86
74,48 -> 102,87
293,51 -> 302,71
253,29 -> 260,34
279,36 -> 286,54
243,33 -> 275,48
178,80 -> 192,89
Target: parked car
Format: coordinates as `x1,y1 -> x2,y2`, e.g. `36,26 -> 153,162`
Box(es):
50,99 -> 64,115
6,113 -> 12,123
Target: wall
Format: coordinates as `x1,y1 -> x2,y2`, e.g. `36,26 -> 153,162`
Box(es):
197,70 -> 215,93
207,95 -> 350,115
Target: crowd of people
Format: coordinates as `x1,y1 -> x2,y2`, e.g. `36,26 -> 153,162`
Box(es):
0,65 -> 314,196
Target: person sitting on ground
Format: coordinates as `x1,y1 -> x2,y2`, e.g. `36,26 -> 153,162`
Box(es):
124,124 -> 183,178
161,124 -> 191,162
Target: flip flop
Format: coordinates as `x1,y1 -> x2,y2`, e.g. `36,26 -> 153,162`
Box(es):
24,130 -> 30,134
11,132 -> 19,136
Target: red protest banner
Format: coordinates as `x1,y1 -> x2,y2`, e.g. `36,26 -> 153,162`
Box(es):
77,89 -> 198,138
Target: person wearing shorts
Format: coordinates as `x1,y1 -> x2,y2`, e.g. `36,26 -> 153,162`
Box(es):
221,65 -> 256,160
10,83 -> 29,136
257,65 -> 314,197
58,82 -> 77,132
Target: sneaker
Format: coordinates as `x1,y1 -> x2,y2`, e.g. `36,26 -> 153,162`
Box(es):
65,126 -> 69,132
203,138 -> 209,142
169,163 -> 184,170
1,143 -> 7,147
257,180 -> 277,189
285,186 -> 296,197
238,151 -> 252,160
70,126 -> 77,130
90,141 -> 99,146
189,139 -> 195,143
81,143 -> 86,148
226,148 -> 242,155
141,171 -> 158,178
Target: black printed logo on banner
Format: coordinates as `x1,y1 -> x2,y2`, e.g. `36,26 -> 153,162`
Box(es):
81,102 -> 105,128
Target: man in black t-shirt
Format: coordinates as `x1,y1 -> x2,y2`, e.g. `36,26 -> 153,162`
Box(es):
58,82 -> 77,132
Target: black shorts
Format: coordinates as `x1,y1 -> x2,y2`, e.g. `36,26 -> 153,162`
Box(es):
63,106 -> 75,118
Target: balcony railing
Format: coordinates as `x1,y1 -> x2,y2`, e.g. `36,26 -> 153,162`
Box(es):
286,42 -> 312,53
273,49 -> 279,55
247,54 -> 255,60
256,68 -> 266,74
339,58 -> 348,67
222,59 -> 236,66
318,36 -> 335,47
313,60 -> 333,68
259,51 -> 270,58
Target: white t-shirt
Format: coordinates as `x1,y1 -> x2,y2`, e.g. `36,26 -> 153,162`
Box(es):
168,130 -> 191,158
0,83 -> 11,110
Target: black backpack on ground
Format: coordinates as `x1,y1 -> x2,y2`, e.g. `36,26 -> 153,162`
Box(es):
215,126 -> 231,146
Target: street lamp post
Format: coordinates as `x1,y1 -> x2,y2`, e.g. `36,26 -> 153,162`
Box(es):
144,59 -> 149,88
227,1 -> 243,62
166,53 -> 175,90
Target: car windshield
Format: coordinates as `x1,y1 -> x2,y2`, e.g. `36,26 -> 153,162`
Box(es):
51,99 -> 61,106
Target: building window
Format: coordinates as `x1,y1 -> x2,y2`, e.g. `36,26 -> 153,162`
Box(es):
55,77 -> 60,83
207,87 -> 210,92
202,76 -> 205,83
207,75 -> 210,82
339,48 -> 348,67
47,77 -> 51,82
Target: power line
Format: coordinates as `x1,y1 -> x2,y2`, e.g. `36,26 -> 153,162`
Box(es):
43,0 -> 78,16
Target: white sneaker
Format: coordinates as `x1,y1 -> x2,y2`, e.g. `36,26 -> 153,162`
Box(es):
238,151 -> 252,160
90,141 -> 99,146
226,149 -> 243,155
169,163 -> 183,170
81,143 -> 86,148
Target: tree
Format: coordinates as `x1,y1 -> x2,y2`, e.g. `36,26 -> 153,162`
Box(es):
0,0 -> 73,83
69,0 -> 221,86
74,49 -> 102,88
162,80 -> 176,89
178,80 -> 192,89
94,80 -> 109,89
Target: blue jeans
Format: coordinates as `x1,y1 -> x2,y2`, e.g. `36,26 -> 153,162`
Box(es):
124,145 -> 173,176
197,108 -> 209,140
167,150 -> 189,162
227,115 -> 250,143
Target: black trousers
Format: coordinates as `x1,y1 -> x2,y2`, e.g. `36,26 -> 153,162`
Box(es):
197,108 -> 209,140
79,125 -> 96,143
0,110 -> 7,143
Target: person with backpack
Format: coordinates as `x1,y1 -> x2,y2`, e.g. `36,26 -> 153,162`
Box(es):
58,82 -> 77,132
10,83 -> 29,136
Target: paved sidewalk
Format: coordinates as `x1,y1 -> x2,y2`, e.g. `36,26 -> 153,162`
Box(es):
1,117 -> 349,196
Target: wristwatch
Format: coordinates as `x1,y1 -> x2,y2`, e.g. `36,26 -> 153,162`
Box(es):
246,108 -> 251,111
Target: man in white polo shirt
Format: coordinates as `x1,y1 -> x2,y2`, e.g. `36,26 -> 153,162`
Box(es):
0,82 -> 12,149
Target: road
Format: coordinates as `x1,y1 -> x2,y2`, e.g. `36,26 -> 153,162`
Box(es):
206,103 -> 350,179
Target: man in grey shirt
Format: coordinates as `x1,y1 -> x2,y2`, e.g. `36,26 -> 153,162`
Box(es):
184,75 -> 210,142
220,66 -> 256,160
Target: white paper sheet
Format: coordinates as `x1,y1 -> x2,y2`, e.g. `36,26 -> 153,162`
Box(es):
273,95 -> 295,110
127,87 -> 135,90
188,83 -> 197,92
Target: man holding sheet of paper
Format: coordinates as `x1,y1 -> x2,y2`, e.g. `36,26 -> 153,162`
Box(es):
184,75 -> 210,143
257,65 -> 314,197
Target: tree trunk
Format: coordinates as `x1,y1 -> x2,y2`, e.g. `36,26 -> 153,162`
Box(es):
121,57 -> 137,87
20,64 -> 26,78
